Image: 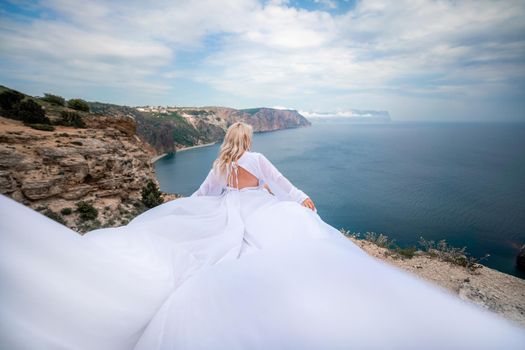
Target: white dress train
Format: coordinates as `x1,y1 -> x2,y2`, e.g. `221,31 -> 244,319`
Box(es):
1,151 -> 524,349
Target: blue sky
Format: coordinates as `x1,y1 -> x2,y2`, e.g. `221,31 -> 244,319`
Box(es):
0,0 -> 524,121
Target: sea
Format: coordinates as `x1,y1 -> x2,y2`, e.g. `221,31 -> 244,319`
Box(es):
154,120 -> 525,279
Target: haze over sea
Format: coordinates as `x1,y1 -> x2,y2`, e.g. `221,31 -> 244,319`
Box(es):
155,120 -> 525,279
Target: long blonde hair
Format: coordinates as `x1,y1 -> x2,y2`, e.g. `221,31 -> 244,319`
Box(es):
213,122 -> 253,180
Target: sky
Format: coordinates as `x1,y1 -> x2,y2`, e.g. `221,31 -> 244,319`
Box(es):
0,0 -> 524,121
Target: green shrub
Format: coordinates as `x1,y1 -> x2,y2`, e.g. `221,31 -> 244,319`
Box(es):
395,246 -> 417,259
19,99 -> 50,124
241,108 -> 262,115
41,93 -> 65,106
76,219 -> 102,233
43,209 -> 67,225
57,111 -> 86,128
60,207 -> 73,215
141,180 -> 164,208
28,123 -> 55,131
76,201 -> 98,221
67,98 -> 90,112
0,90 -> 24,119
35,205 -> 48,211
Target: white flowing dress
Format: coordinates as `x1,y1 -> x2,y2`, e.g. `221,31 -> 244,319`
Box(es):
0,151 -> 524,350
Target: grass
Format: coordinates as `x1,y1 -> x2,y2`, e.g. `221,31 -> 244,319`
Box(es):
240,108 -> 263,115
340,229 -> 490,272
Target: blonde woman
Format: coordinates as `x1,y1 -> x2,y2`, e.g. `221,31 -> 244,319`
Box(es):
192,121 -> 316,211
1,122 -> 524,349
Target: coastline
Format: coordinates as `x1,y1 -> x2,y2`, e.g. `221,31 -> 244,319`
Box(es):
151,142 -> 217,163
151,153 -> 168,163
176,141 -> 217,153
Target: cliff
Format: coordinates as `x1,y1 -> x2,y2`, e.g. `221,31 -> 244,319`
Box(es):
200,107 -> 312,132
89,103 -> 311,155
346,236 -> 525,328
0,88 -> 161,232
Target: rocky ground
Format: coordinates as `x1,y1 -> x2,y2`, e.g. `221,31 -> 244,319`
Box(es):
0,115 -> 160,233
347,236 -> 525,328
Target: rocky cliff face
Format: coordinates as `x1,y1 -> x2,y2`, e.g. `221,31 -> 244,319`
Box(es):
0,115 -> 157,232
88,103 -> 311,155
189,107 -> 311,133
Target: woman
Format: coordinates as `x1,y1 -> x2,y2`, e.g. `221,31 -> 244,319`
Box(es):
0,122 -> 524,349
191,122 -> 316,210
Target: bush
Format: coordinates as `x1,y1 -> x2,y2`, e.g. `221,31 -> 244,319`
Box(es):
43,209 -> 67,225
60,207 -> 73,215
57,111 -> 86,128
141,180 -> 164,208
76,219 -> 102,233
395,246 -> 418,259
19,99 -> 50,124
0,90 -> 24,118
340,229 -> 490,271
67,98 -> 90,112
41,93 -> 65,106
418,237 -> 490,272
76,201 -> 98,221
28,123 -> 55,131
364,231 -> 397,249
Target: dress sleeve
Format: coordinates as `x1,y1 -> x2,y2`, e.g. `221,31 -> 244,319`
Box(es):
191,168 -> 224,197
257,153 -> 309,204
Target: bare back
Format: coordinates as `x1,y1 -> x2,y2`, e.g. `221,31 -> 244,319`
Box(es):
227,165 -> 259,189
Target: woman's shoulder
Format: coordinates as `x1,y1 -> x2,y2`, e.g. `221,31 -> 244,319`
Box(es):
241,150 -> 263,159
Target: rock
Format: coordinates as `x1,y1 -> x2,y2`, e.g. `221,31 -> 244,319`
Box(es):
0,170 -> 17,193
84,114 -> 136,136
0,147 -> 26,169
0,114 -> 159,231
59,184 -> 94,200
96,189 -> 123,198
21,177 -> 63,200
37,146 -> 78,160
517,245 -> 525,272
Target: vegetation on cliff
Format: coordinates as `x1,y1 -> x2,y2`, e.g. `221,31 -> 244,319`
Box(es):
0,86 -> 163,233
88,102 -> 311,156
340,229 -> 490,272
342,230 -> 525,328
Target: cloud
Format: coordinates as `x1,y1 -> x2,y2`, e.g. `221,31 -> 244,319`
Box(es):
0,0 -> 524,120
314,0 -> 337,10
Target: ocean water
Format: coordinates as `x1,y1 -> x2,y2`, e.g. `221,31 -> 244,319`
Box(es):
154,121 -> 525,279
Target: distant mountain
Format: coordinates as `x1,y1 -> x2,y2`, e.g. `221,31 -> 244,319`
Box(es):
300,109 -> 391,122
89,104 -> 311,155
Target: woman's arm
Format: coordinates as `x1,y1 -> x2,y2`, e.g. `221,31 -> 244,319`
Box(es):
191,168 -> 223,197
257,153 -> 315,210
